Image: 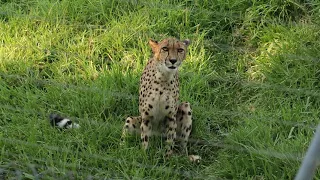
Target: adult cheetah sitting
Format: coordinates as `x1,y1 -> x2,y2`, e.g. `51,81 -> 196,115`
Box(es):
121,37 -> 194,157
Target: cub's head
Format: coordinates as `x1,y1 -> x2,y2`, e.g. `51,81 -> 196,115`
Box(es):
149,38 -> 190,72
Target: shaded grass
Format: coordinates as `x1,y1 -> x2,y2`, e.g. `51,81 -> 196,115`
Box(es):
1,0 -> 320,179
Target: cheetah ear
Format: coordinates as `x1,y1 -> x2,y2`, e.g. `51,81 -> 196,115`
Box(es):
149,39 -> 158,52
182,39 -> 191,46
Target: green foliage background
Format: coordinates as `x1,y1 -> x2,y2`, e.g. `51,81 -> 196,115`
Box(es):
1,0 -> 320,179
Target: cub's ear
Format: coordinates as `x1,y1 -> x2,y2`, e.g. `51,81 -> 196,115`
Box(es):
149,39 -> 158,52
182,39 -> 191,46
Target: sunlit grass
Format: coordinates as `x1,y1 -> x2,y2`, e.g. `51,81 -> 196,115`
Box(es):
1,0 -> 320,179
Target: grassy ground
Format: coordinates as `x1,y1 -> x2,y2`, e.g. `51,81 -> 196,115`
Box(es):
1,0 -> 320,179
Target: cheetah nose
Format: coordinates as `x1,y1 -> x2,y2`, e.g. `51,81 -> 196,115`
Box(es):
169,59 -> 177,64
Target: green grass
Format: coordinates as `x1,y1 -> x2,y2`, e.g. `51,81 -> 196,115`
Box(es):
1,0 -> 320,179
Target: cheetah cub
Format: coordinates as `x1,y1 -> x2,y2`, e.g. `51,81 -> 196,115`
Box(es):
121,38 -> 193,157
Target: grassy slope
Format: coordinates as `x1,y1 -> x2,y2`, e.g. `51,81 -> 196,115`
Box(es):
1,0 -> 320,179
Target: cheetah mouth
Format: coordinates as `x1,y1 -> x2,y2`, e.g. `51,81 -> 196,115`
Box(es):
168,66 -> 176,69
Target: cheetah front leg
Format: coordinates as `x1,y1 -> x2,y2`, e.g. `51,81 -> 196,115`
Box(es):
140,115 -> 152,150
176,102 -> 192,155
120,116 -> 142,145
177,102 -> 201,163
165,116 -> 177,156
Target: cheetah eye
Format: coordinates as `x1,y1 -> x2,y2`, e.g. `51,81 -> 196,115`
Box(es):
161,47 -> 169,52
177,48 -> 184,53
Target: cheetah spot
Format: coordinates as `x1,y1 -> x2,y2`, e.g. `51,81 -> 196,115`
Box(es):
144,136 -> 149,142
144,120 -> 150,126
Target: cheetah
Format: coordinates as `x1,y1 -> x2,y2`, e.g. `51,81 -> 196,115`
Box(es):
121,37 -> 194,157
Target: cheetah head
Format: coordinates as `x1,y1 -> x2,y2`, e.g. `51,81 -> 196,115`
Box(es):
149,38 -> 190,72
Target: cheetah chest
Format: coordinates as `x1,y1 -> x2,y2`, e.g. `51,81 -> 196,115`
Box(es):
139,73 -> 179,122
